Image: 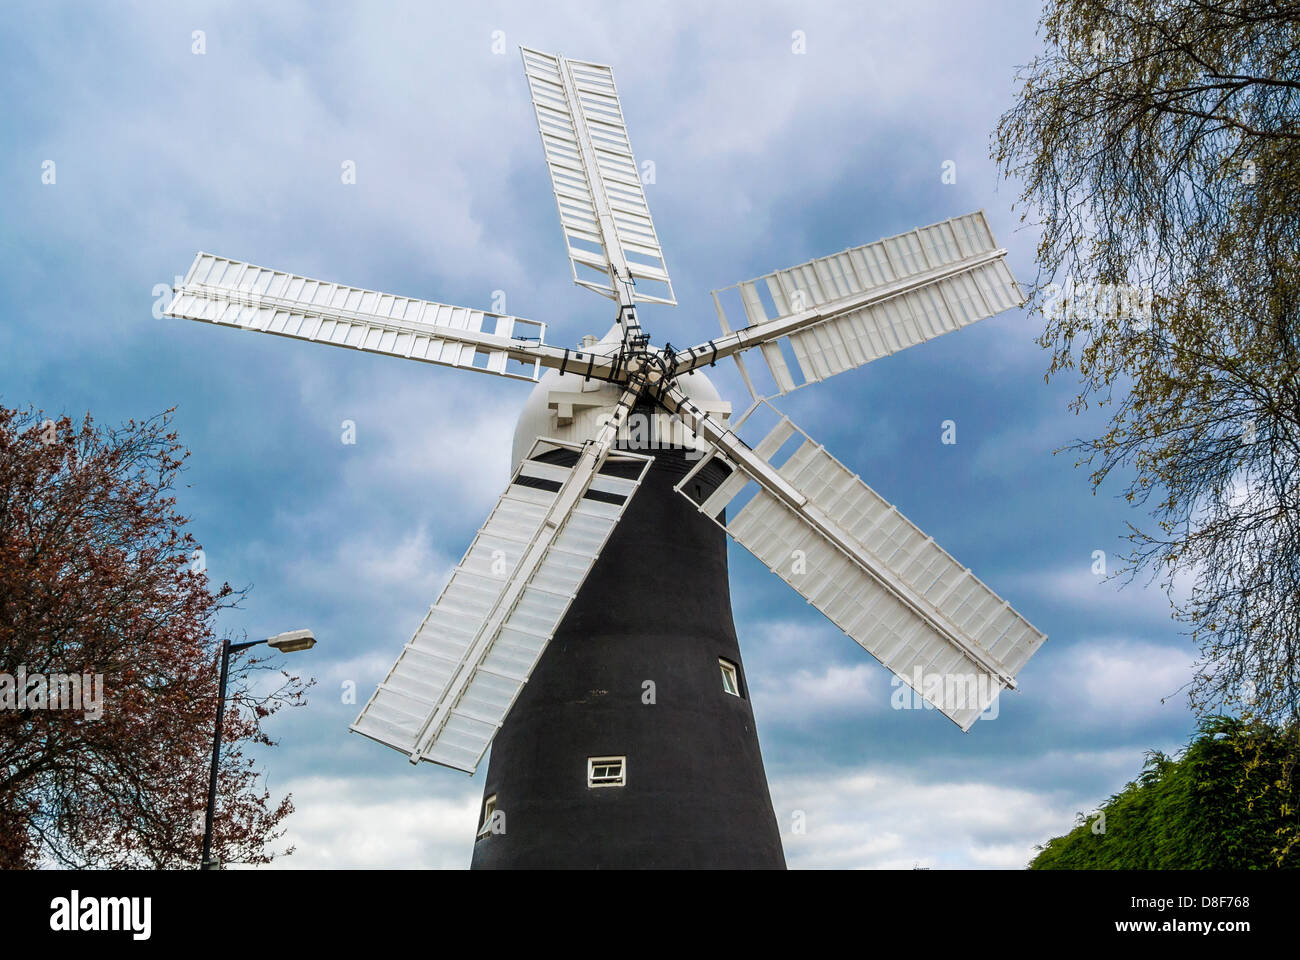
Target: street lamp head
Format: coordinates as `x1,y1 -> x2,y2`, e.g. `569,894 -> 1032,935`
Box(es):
266,629 -> 316,653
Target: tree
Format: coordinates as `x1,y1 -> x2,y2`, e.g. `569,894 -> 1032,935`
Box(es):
1030,715 -> 1299,868
994,0 -> 1300,722
0,405 -> 310,867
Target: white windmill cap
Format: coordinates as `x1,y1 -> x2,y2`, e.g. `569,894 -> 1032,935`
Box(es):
510,323 -> 728,471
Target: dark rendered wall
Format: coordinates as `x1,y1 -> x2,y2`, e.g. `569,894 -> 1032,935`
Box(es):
470,442 -> 787,869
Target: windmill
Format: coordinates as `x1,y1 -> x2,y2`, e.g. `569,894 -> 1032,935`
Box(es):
163,47 -> 1047,869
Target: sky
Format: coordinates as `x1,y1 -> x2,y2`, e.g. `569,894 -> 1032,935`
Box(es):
0,0 -> 1201,869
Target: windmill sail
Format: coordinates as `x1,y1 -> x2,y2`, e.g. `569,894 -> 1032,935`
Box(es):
667,392 -> 1045,731
521,47 -> 674,306
165,252 -> 550,382
679,211 -> 1023,395
352,435 -> 653,773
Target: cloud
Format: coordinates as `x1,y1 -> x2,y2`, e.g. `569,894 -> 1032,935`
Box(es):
1017,562 -> 1187,628
1031,637 -> 1195,727
753,662 -> 888,725
770,765 -> 1081,869
259,775 -> 480,869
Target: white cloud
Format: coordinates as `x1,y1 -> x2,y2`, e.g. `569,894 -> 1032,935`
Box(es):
286,352 -> 520,504
770,765 -> 1082,869
260,775 -> 479,869
1030,637 -> 1195,727
1014,562 -> 1186,627
753,662 -> 888,725
314,649 -> 412,692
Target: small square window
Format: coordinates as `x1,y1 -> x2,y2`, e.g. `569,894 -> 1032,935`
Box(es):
719,658 -> 741,697
477,794 -> 497,838
588,756 -> 626,788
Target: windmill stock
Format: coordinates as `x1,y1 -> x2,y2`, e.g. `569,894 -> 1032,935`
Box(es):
164,47 -> 1047,868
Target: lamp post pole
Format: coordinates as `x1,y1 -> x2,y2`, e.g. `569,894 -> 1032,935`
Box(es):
200,630 -> 315,870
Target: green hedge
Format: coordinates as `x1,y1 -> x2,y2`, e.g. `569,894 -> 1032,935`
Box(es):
1030,716 -> 1299,869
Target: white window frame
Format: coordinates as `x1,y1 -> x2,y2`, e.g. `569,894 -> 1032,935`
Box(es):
587,756 -> 626,788
719,658 -> 741,697
477,794 -> 497,838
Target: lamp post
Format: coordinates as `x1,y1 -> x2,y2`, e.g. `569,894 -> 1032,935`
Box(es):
200,629 -> 316,870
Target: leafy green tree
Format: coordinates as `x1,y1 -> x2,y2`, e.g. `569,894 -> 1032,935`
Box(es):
995,0 -> 1300,722
1031,716 -> 1299,868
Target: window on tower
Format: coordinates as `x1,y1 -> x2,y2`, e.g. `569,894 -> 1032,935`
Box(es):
588,756 -> 626,788
477,794 -> 498,838
719,658 -> 741,697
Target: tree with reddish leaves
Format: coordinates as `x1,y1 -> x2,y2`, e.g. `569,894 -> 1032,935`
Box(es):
0,404 -> 310,868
